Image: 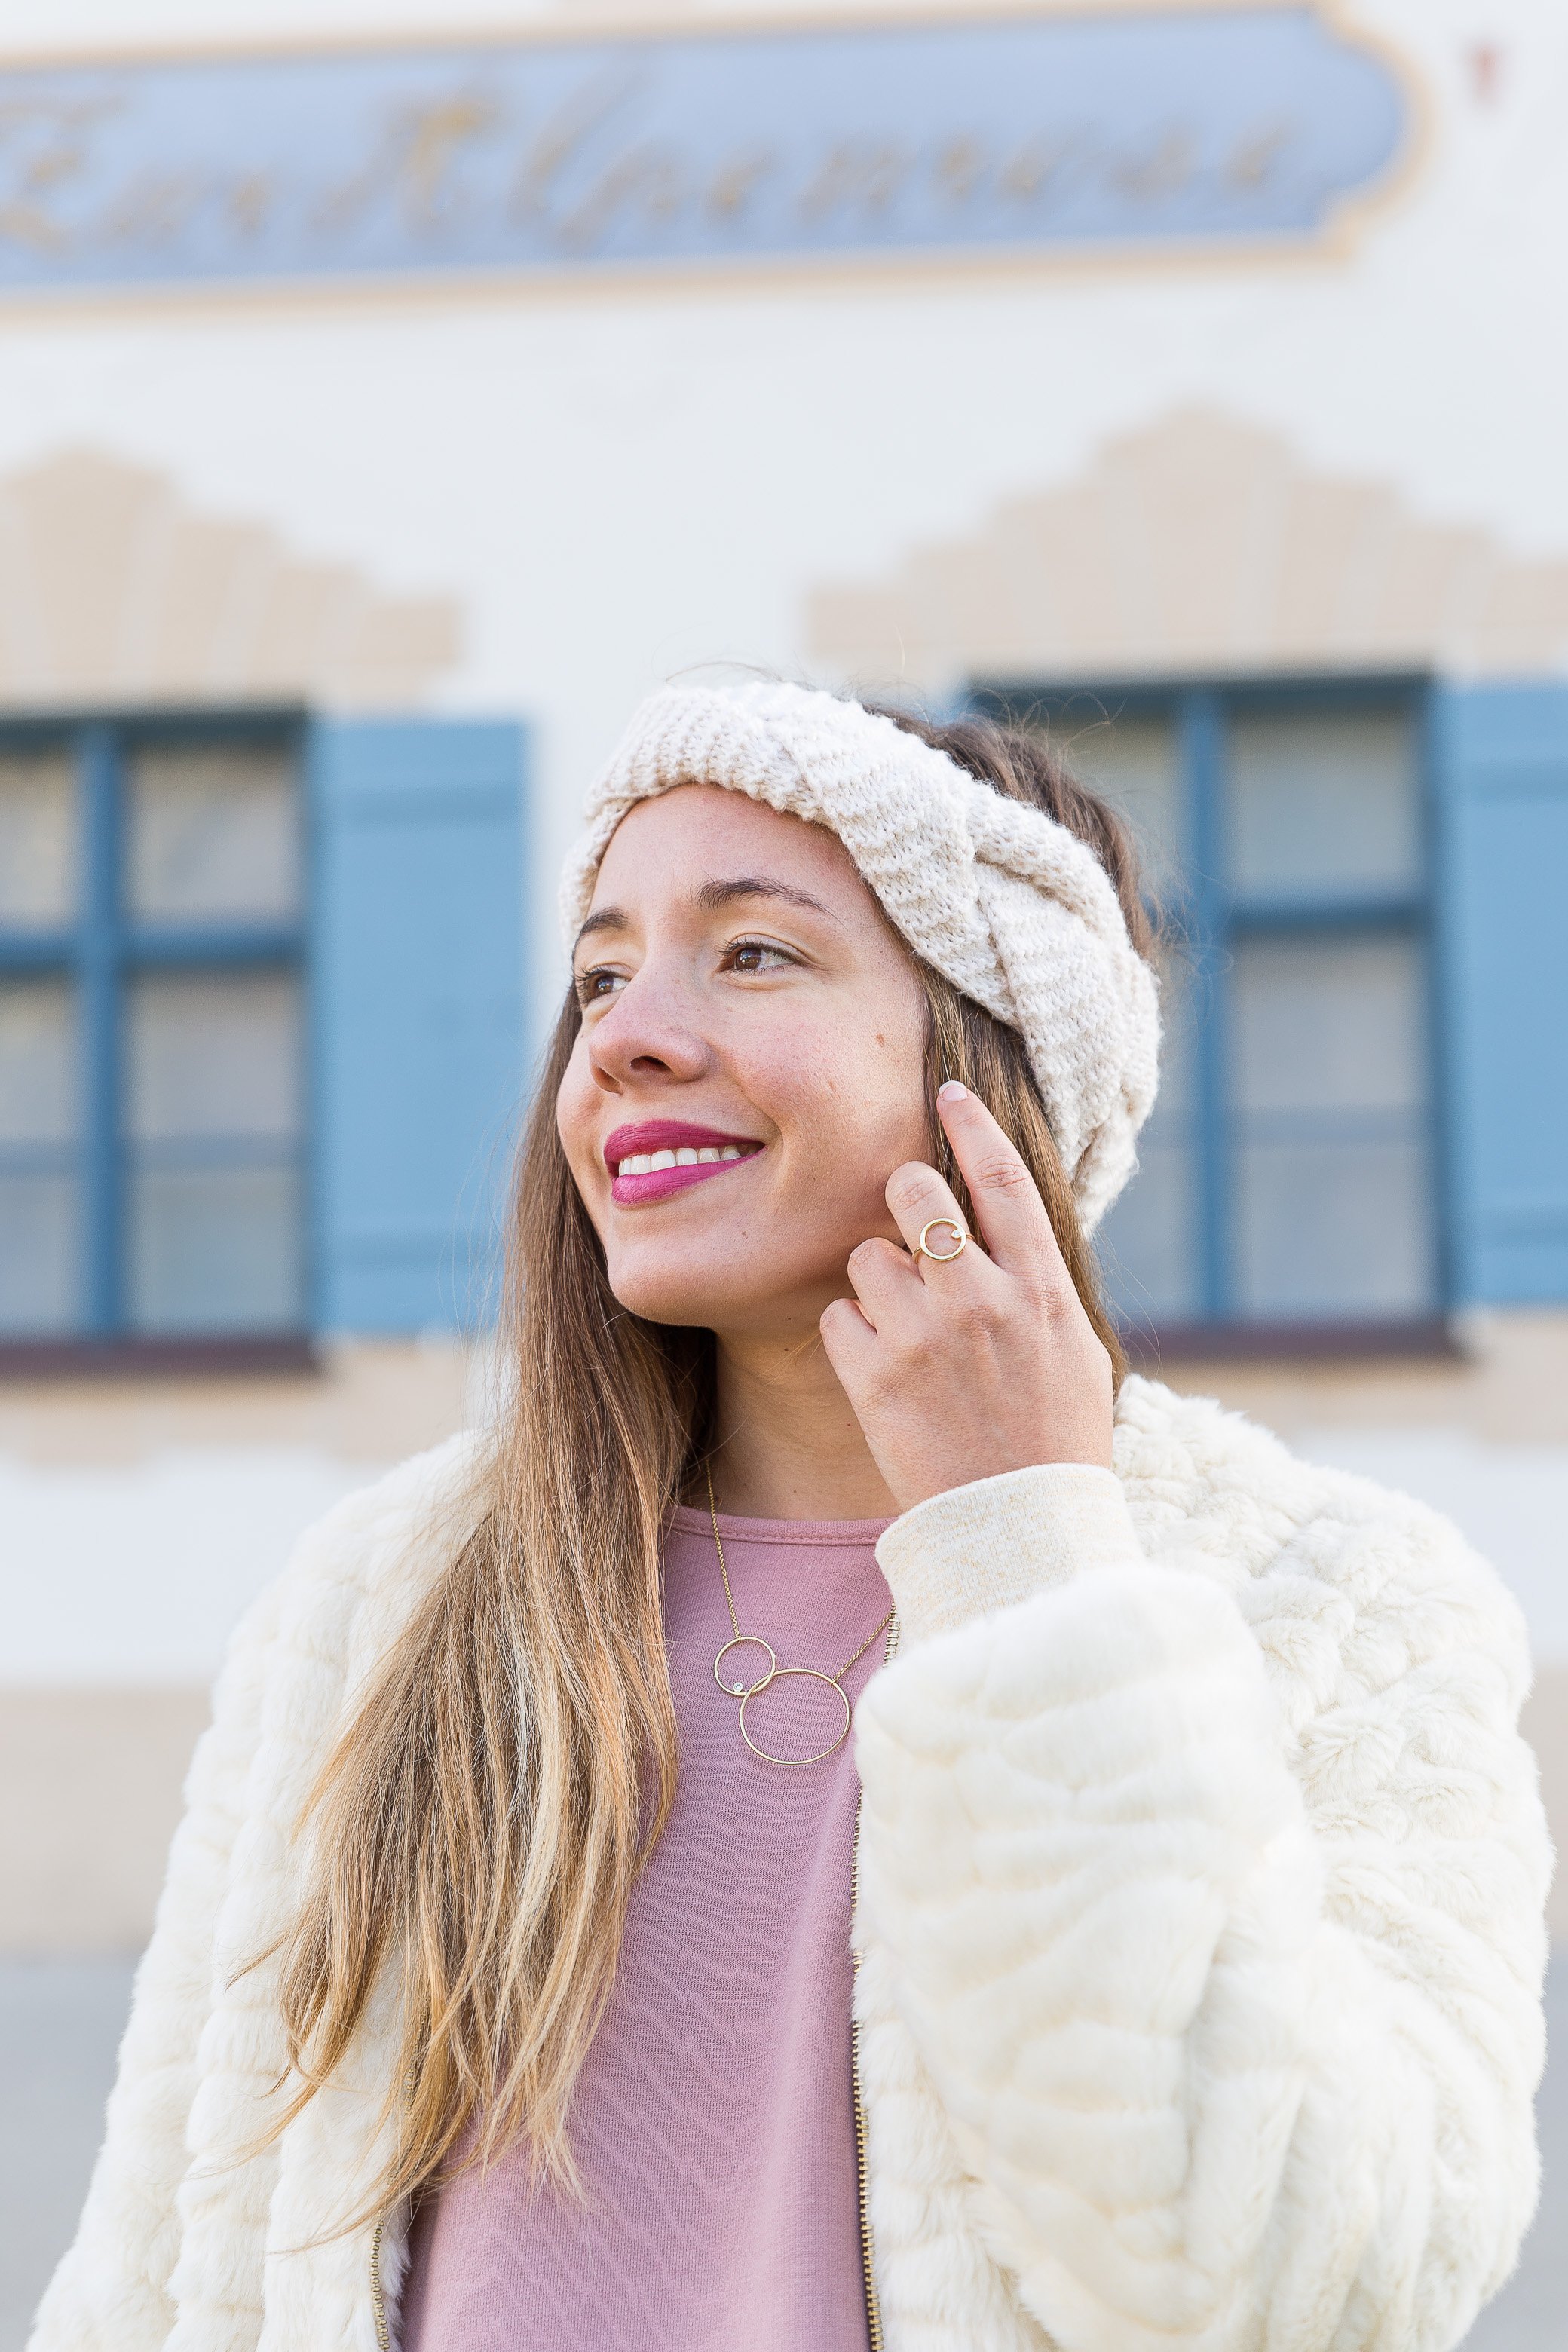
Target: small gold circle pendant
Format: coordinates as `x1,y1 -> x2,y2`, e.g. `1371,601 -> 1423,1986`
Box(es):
738,1667 -> 853,1766
714,1635 -> 776,1698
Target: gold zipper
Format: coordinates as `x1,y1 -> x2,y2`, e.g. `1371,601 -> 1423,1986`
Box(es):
850,1965 -> 884,2352
369,2216 -> 390,2352
851,1613 -> 899,2352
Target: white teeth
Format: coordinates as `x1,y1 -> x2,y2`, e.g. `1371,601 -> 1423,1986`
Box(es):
617,1142 -> 755,1176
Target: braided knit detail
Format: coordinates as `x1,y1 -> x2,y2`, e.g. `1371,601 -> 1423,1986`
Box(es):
561,680 -> 1160,1230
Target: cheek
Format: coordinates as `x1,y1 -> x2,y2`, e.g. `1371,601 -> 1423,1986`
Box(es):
554,1046 -> 605,1202
749,1004 -> 929,1171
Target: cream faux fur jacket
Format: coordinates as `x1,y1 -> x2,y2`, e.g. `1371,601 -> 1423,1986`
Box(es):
31,1377 -> 1551,2352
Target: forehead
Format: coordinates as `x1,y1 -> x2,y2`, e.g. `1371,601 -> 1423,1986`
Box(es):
590,780 -> 868,908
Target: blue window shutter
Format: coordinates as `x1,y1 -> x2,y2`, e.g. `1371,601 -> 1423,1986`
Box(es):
1434,683 -> 1568,1303
310,718 -> 525,1332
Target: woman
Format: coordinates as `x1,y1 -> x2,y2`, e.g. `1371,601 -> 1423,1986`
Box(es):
34,681 -> 1548,2352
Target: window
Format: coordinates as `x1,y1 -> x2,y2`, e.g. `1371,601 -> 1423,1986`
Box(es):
978,678 -> 1438,1337
0,719 -> 307,1344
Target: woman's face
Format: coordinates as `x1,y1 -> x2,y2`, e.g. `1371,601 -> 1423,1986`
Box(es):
556,784 -> 930,1343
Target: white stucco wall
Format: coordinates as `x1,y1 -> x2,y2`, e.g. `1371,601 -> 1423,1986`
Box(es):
0,1449 -> 378,1683
2,2 -> 1566,1693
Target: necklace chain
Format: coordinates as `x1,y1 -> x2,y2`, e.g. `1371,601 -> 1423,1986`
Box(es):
705,1462 -> 896,1766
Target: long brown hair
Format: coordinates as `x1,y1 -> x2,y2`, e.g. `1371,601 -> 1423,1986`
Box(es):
271,702 -> 1148,2216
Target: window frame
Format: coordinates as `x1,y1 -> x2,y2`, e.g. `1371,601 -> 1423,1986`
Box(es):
0,703 -> 314,1370
970,669 -> 1455,1358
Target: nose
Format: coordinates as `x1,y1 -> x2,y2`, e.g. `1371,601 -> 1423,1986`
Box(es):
586,966 -> 712,1093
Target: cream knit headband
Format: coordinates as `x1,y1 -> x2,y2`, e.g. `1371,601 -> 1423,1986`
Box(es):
561,680 -> 1160,1232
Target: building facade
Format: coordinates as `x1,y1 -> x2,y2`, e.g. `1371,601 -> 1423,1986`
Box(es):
1,0 -> 1566,1949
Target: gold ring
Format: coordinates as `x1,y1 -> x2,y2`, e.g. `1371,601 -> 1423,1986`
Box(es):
916,1217 -> 968,1263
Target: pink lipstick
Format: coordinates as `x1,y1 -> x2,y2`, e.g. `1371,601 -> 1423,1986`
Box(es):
604,1119 -> 764,1206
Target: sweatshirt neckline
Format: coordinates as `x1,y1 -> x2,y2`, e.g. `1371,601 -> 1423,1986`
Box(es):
666,1501 -> 893,1546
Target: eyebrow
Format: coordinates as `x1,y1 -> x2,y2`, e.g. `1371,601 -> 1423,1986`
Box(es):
574,905 -> 631,947
574,874 -> 834,953
694,875 -> 835,918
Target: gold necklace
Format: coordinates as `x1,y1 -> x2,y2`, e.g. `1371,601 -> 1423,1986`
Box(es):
705,1463 -> 896,1767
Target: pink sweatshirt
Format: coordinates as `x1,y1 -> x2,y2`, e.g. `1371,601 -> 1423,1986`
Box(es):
398,1503 -> 894,2352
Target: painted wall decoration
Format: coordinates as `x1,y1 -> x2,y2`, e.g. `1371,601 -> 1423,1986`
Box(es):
0,8 -> 1408,295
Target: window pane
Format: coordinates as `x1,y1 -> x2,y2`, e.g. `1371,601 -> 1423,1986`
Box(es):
0,980 -> 78,1332
1232,937 -> 1426,1116
130,1168 -> 302,1333
0,749 -> 77,926
0,979 -> 78,1144
1230,936 -> 1432,1316
127,972 -> 299,1142
1095,951 -> 1202,1322
1067,714 -> 1184,903
126,972 -> 302,1332
1227,710 -> 1420,899
1235,1141 -> 1431,1317
127,743 -> 300,923
0,1175 -> 78,1332
1096,1135 -> 1200,1323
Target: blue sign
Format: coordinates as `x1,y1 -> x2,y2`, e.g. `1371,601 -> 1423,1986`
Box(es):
0,9 -> 1407,294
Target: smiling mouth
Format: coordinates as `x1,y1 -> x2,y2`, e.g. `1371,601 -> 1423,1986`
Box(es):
604,1125 -> 764,1205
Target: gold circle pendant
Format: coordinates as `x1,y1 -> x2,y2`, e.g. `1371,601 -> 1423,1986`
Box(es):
714,1636 -> 776,1698
737,1667 -> 853,1766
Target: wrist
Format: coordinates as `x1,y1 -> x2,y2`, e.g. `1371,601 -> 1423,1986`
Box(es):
890,1440 -> 1113,1514
874,1460 -> 1141,1645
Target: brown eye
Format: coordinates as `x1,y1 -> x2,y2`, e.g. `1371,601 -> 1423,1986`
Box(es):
575,968 -> 625,1004
730,939 -> 792,974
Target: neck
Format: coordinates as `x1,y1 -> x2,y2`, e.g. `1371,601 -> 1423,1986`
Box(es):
707,1325 -> 896,1521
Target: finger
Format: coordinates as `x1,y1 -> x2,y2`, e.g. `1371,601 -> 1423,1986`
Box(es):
936,1080 -> 1063,1279
881,1156 -> 991,1284
819,1294 -> 877,1389
844,1235 -> 926,1327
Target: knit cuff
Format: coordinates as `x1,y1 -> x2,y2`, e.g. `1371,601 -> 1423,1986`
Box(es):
874,1462 -> 1144,1646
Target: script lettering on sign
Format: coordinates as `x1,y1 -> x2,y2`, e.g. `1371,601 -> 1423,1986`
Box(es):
0,10 -> 1407,293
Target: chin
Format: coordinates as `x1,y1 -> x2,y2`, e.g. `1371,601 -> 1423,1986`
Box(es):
604,1260 -> 749,1330
602,1239 -> 819,1334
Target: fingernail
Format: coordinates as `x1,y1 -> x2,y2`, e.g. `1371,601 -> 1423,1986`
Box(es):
938,1080 -> 968,1101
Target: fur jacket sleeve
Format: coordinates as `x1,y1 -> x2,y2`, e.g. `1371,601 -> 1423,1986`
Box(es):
854,1381 -> 1553,2352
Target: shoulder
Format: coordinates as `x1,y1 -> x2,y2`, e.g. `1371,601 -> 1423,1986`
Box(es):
1115,1370 -> 1494,1579
1113,1377 -> 1531,1704
184,1429 -> 495,1935
1113,1374 -> 1325,1570
284,1428 -> 491,1591
225,1428 -> 492,1695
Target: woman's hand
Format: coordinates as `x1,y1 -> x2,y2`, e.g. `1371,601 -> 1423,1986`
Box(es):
819,1082 -> 1114,1513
